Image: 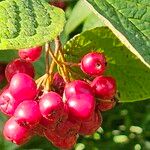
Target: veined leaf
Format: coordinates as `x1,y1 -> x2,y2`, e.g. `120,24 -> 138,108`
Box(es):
85,0 -> 150,68
64,27 -> 150,102
0,0 -> 65,50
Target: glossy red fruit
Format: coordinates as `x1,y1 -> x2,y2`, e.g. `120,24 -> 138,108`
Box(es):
79,111 -> 102,135
19,46 -> 42,62
14,100 -> 41,128
67,94 -> 95,121
0,89 -> 21,116
97,98 -> 116,111
91,76 -> 117,100
9,73 -> 37,101
5,58 -> 35,82
81,52 -> 106,76
52,72 -> 65,96
64,80 -> 93,100
39,92 -> 68,123
3,117 -> 31,145
55,119 -> 81,138
45,129 -> 77,149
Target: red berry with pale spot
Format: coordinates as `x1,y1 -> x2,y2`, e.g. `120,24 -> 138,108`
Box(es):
19,46 -> 42,62
81,52 -> 106,76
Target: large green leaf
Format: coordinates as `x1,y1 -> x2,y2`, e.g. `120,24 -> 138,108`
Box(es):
64,0 -> 92,35
0,0 -> 65,50
64,27 -> 150,102
85,0 -> 150,68
83,13 -> 104,31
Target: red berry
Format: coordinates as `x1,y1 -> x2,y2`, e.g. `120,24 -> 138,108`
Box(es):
14,100 -> 41,128
81,52 -> 106,76
19,46 -> 42,62
55,119 -> 81,138
67,94 -> 95,121
50,1 -> 66,9
97,98 -> 116,111
9,73 -> 37,101
45,129 -> 77,149
33,124 -> 45,137
52,73 -> 65,96
64,80 -> 93,100
3,117 -> 31,145
91,76 -> 117,99
40,117 -> 55,130
39,92 -> 68,123
5,58 -> 35,82
0,88 -> 21,116
79,111 -> 102,135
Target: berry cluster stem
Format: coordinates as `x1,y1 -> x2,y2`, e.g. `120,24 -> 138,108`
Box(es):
55,37 -> 70,83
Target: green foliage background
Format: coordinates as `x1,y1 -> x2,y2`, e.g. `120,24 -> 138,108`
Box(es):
0,0 -> 150,150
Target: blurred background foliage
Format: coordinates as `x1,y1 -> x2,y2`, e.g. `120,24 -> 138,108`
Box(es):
0,0 -> 150,150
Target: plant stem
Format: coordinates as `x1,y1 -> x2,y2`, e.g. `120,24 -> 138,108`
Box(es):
45,42 -> 50,74
55,37 -> 70,83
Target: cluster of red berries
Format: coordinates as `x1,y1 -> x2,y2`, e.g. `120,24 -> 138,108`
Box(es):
0,46 -> 117,149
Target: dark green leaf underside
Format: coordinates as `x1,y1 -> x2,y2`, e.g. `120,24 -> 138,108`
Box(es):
85,0 -> 150,67
0,0 -> 65,50
64,27 -> 150,102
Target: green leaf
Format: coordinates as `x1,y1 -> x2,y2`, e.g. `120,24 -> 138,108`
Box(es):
0,50 -> 17,62
64,0 -> 92,35
83,13 -> 104,31
64,27 -> 150,102
85,0 -> 150,68
0,0 -> 65,50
